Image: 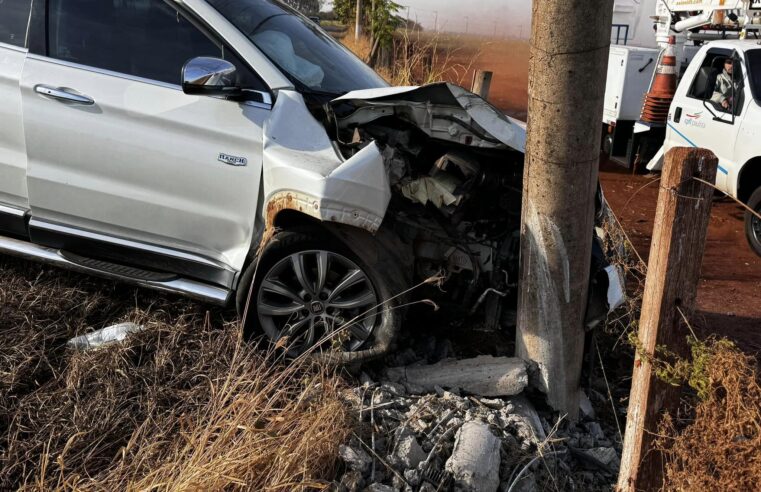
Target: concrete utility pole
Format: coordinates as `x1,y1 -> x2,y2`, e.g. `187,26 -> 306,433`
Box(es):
433,11 -> 438,32
516,0 -> 614,420
618,148 -> 718,491
355,0 -> 363,40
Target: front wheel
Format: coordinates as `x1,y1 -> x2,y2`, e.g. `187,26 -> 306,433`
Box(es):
744,187 -> 761,257
238,229 -> 404,362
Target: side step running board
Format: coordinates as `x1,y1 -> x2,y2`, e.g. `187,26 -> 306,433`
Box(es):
0,235 -> 231,305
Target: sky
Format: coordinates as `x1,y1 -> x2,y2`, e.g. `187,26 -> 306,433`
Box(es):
323,0 -> 532,37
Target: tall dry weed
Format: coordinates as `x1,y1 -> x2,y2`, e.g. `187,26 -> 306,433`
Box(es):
0,258 -> 353,491
657,339 -> 761,491
388,30 -> 481,87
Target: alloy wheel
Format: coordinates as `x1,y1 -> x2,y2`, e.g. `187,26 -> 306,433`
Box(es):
256,250 -> 379,355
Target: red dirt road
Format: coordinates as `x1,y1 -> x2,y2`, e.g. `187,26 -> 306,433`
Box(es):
600,161 -> 761,353
454,39 -> 760,353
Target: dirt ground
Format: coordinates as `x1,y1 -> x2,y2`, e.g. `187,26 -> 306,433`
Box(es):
453,38 -> 760,354
464,39 -> 530,120
600,162 -> 761,354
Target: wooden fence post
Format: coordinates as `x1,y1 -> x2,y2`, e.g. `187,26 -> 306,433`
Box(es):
471,70 -> 493,99
617,147 -> 718,491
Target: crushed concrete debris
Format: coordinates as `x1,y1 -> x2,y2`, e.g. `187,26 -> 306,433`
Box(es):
384,356 -> 528,397
66,322 -> 144,351
445,421 -> 501,491
340,444 -> 373,474
336,361 -> 623,492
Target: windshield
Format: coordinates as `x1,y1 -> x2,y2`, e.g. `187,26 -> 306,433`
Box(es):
747,49 -> 761,103
208,0 -> 387,95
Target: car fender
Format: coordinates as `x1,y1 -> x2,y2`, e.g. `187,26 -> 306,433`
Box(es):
261,90 -> 390,234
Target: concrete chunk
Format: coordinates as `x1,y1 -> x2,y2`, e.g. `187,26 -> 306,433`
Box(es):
392,432 -> 426,469
445,421 -> 501,492
385,356 -> 528,397
339,444 -> 372,474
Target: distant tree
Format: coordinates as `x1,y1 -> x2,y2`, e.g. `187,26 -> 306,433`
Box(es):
333,0 -> 401,46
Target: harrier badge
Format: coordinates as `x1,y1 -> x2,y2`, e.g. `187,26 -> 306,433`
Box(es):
218,153 -> 248,167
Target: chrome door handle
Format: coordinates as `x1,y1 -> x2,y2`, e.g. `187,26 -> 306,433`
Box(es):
34,85 -> 95,105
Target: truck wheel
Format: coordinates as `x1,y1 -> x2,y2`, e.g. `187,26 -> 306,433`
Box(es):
238,229 -> 403,362
745,187 -> 761,257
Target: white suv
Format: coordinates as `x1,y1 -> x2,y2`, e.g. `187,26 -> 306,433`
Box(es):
1,0 -> 623,361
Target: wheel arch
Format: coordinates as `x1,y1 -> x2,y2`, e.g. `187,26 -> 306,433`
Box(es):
737,156 -> 761,204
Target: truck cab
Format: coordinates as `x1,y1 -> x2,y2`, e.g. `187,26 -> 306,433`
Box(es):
662,40 -> 761,254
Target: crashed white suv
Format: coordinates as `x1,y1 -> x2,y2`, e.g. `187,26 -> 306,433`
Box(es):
0,0 -> 622,361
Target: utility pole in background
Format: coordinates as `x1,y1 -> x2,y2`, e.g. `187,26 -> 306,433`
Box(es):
355,0 -> 362,40
433,10 -> 438,32
516,0 -> 614,420
465,16 -> 469,35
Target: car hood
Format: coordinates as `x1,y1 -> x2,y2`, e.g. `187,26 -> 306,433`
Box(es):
331,82 -> 526,153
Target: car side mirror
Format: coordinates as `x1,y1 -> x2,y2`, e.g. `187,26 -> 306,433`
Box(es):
182,57 -> 241,97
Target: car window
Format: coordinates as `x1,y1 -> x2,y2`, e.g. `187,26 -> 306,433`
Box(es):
48,0 -> 222,85
0,0 -> 33,47
687,49 -> 731,99
208,0 -> 387,95
747,49 -> 761,104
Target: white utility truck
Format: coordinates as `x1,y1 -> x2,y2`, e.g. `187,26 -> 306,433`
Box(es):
603,0 -> 761,255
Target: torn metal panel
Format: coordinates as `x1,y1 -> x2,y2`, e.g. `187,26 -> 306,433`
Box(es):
332,82 -> 526,153
262,90 -> 391,232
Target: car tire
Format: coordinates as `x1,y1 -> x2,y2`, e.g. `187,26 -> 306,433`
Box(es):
238,228 -> 404,363
744,187 -> 761,257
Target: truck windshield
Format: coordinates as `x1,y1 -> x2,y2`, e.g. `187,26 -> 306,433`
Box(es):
747,49 -> 761,103
208,0 -> 387,95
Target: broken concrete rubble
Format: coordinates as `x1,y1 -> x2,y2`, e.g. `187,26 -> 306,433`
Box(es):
335,365 -> 624,492
392,431 -> 427,469
340,444 -> 373,474
384,356 -> 528,397
445,421 -> 501,492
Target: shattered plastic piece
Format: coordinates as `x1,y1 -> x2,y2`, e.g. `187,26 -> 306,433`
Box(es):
67,322 -> 144,351
605,265 -> 626,313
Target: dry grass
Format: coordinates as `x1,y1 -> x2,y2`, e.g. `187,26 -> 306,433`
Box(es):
387,30 -> 481,87
0,257 -> 353,491
341,31 -> 481,87
657,339 -> 761,491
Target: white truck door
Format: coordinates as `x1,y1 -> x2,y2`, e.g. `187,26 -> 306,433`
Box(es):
20,0 -> 270,275
665,47 -> 739,192
0,0 -> 33,228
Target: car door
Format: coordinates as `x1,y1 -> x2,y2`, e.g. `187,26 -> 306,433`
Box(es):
665,47 -> 740,193
0,0 -> 33,235
20,0 -> 271,287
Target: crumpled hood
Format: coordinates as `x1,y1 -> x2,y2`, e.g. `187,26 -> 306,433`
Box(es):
331,82 -> 526,153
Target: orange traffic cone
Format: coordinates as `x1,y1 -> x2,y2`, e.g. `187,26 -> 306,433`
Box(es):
640,35 -> 678,124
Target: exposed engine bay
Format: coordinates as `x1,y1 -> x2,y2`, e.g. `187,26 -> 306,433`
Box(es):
311,83 -> 609,329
